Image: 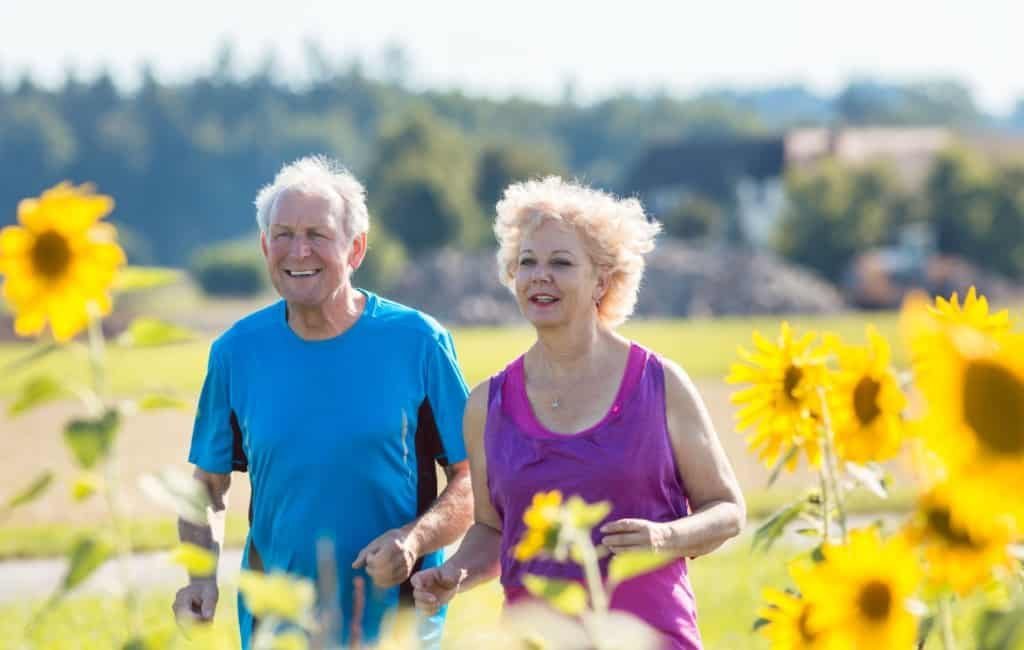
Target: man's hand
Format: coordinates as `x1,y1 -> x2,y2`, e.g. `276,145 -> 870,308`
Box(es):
172,578 -> 219,623
599,518 -> 671,554
351,528 -> 420,588
410,564 -> 465,616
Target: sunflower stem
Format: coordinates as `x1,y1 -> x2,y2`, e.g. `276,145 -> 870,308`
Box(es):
576,531 -> 608,614
818,467 -> 832,544
938,595 -> 956,650
88,309 -> 141,640
817,387 -> 847,543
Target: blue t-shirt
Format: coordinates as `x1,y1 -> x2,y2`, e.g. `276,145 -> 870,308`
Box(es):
188,290 -> 469,648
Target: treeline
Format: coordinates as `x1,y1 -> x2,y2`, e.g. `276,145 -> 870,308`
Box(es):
2,48 -> 1023,290
778,147 -> 1024,283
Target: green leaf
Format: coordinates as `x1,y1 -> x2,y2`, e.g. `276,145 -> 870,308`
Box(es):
976,605 -> 1024,650
916,613 -> 936,648
138,467 -> 211,524
63,409 -> 120,469
8,375 -> 67,416
608,550 -> 677,587
522,575 -> 588,616
113,266 -> 183,292
137,394 -> 190,411
752,617 -> 771,632
752,500 -> 808,553
0,343 -> 60,375
61,536 -> 114,592
5,470 -> 54,510
117,318 -> 195,347
845,461 -> 888,499
766,446 -> 800,487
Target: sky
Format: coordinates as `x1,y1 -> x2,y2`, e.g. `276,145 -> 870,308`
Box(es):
1,0 -> 1021,114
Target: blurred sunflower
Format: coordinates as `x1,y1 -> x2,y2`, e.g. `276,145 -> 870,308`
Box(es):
758,584 -> 825,650
514,490 -> 563,561
798,527 -> 921,650
728,323 -> 827,472
903,486 -> 1015,596
0,183 -> 125,342
930,286 -> 1012,335
825,327 -> 907,463
903,296 -> 1024,536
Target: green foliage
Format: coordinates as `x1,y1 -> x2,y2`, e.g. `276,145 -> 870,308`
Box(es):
774,159 -> 909,281
368,109 -> 484,254
117,318 -> 196,347
922,147 -> 1024,279
659,195 -> 723,240
60,536 -> 114,593
607,551 -> 677,587
8,375 -> 66,416
189,240 -> 268,297
355,225 -> 408,293
751,498 -> 810,553
3,471 -> 54,513
522,575 -> 589,616
474,142 -> 566,213
63,409 -> 120,470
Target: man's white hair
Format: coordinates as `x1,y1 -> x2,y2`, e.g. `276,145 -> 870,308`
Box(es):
254,155 -> 370,239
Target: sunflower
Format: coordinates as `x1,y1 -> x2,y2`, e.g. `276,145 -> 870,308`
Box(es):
513,490 -> 563,561
903,486 -> 1015,596
903,296 -> 1024,537
728,323 -> 827,472
757,585 -> 825,650
0,183 -> 125,342
798,527 -> 921,650
930,286 -> 1012,335
825,327 -> 907,463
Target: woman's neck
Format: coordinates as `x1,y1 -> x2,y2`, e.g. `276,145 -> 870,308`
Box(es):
287,286 -> 365,340
531,318 -> 619,381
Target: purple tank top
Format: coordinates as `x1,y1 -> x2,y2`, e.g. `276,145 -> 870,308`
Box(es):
485,343 -> 703,650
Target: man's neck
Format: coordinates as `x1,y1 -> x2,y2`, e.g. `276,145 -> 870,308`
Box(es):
287,286 -> 366,340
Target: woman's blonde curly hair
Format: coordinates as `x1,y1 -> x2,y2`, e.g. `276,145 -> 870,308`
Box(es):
494,176 -> 661,328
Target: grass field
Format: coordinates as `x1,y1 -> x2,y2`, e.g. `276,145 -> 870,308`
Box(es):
0,544 -> 1001,650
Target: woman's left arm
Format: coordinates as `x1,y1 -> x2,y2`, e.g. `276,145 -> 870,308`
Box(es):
600,359 -> 746,558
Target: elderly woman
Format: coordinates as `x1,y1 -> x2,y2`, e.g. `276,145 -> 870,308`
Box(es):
411,177 -> 745,649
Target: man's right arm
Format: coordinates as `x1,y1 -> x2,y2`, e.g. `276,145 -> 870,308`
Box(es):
172,468 -> 230,623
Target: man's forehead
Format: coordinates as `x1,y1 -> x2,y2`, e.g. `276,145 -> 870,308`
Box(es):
270,188 -> 340,226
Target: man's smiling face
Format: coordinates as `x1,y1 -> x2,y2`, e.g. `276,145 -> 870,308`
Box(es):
261,188 -> 355,307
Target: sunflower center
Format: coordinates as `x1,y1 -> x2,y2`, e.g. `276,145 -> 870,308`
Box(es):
926,507 -> 978,549
853,376 -> 883,426
857,580 -> 892,621
963,361 -> 1024,456
783,366 -> 804,403
31,230 -> 72,279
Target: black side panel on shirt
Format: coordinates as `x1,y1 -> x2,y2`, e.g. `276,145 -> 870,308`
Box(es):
399,398 -> 447,604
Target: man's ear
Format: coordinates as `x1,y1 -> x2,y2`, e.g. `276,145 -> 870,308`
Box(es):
260,231 -> 269,259
348,232 -> 368,270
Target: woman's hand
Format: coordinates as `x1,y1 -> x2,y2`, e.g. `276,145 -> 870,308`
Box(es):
599,518 -> 671,554
410,563 -> 466,615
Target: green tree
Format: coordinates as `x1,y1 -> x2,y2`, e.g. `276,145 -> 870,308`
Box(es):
368,109 -> 482,254
774,160 -> 906,281
659,195 -> 723,240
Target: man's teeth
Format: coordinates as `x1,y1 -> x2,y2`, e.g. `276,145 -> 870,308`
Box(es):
286,270 -> 319,277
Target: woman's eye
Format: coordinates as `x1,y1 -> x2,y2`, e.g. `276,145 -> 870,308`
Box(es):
519,259 -> 536,267
552,259 -> 572,267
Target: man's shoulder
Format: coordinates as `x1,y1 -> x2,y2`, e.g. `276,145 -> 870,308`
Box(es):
366,292 -> 449,342
212,301 -> 284,353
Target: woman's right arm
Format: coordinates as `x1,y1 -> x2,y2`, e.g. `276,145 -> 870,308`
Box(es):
411,380 -> 504,612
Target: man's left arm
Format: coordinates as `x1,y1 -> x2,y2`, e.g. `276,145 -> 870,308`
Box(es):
353,329 -> 474,589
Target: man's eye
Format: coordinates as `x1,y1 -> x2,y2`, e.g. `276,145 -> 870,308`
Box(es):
273,232 -> 292,239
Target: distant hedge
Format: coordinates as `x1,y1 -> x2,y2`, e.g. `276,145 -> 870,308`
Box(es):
190,241 -> 268,297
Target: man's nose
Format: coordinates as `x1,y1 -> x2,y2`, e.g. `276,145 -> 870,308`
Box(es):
291,236 -> 312,257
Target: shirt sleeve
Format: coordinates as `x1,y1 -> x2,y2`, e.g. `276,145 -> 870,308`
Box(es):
188,339 -> 235,474
424,330 -> 470,465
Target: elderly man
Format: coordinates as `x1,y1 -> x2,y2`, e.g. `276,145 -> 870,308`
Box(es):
172,155 -> 474,648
